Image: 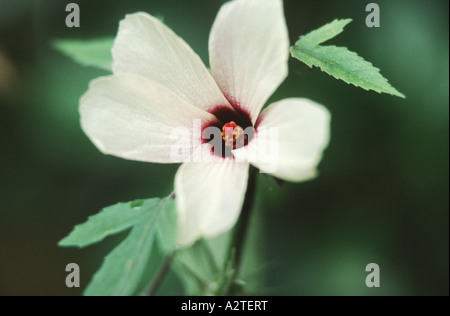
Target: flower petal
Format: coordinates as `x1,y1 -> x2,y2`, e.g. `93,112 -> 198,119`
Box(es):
80,74 -> 215,163
112,13 -> 232,112
233,98 -> 331,182
209,0 -> 289,122
175,147 -> 249,246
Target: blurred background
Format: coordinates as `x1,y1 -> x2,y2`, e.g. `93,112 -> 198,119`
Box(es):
0,0 -> 448,296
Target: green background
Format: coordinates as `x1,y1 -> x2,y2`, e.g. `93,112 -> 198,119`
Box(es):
0,0 -> 448,296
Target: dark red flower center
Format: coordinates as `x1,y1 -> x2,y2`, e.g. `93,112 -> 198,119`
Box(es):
203,106 -> 254,158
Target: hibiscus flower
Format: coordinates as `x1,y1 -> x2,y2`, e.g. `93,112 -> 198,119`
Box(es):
80,0 -> 330,246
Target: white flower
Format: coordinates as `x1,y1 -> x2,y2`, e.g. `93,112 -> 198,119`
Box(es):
80,0 -> 331,247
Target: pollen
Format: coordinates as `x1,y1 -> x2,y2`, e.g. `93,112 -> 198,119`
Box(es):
222,121 -> 248,150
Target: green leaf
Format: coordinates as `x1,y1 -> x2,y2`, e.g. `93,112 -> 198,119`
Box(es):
156,198 -> 177,254
84,198 -> 176,296
53,37 -> 114,72
173,234 -> 232,295
58,199 -> 156,248
51,15 -> 166,73
59,197 -> 177,296
291,19 -> 405,98
84,214 -> 156,296
174,239 -> 218,295
299,18 -> 352,47
134,246 -> 168,296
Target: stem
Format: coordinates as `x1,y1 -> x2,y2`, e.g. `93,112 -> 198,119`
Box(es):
225,165 -> 258,295
147,250 -> 176,296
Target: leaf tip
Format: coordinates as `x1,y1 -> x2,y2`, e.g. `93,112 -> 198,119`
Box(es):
342,18 -> 353,24
393,90 -> 406,99
58,237 -> 71,247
